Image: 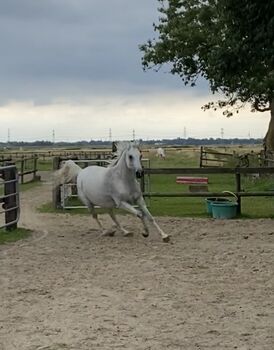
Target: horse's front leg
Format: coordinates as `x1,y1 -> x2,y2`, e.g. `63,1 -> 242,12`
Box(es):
115,200 -> 146,235
137,197 -> 170,243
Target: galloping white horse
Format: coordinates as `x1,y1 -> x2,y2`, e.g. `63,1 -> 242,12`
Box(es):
54,142 -> 170,242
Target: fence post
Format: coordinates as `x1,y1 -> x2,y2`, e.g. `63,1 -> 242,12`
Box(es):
140,172 -> 145,193
33,155 -> 38,180
235,171 -> 242,215
20,157 -> 24,184
199,146 -> 203,168
3,167 -> 18,231
52,157 -> 61,209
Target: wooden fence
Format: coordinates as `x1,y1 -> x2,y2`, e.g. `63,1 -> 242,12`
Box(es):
200,146 -> 266,168
0,165 -> 20,230
51,156 -> 274,215
0,155 -> 39,184
1,149 -> 112,161
200,146 -> 235,167
17,156 -> 39,184
0,150 -> 113,184
143,166 -> 274,215
0,157 -> 12,165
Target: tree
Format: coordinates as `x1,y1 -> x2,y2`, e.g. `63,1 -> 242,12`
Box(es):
140,0 -> 274,151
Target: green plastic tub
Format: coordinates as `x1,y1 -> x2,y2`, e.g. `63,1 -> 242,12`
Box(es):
205,197 -> 231,215
211,202 -> 238,219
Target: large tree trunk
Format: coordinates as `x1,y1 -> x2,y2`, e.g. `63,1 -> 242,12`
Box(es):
263,98 -> 274,154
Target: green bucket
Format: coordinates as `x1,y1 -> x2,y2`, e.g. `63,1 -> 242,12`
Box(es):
205,197 -> 231,215
211,202 -> 238,219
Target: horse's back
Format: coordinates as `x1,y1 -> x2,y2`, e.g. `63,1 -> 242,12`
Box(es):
77,165 -> 108,190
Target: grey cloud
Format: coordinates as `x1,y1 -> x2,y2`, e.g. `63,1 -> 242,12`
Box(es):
0,0 -> 206,104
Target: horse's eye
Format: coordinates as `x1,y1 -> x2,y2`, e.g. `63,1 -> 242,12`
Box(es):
129,155 -> 133,161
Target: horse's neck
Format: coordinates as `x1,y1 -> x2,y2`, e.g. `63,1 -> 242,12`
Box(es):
112,151 -> 135,183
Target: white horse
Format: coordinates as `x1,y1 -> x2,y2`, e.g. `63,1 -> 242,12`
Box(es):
53,159 -> 80,198
156,147 -> 165,159
54,142 -> 170,242
53,160 -> 81,187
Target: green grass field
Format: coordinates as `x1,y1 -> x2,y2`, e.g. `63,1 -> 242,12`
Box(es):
145,148 -> 274,218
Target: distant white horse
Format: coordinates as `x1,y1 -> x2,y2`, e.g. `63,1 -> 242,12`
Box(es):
54,142 -> 170,242
156,147 -> 165,159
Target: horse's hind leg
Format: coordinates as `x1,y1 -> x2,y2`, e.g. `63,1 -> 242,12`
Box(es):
88,205 -> 115,237
108,210 -> 131,237
78,190 -> 112,236
89,205 -> 103,231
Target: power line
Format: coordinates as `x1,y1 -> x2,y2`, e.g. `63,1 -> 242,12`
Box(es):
108,128 -> 112,142
183,126 -> 187,139
221,128 -> 224,139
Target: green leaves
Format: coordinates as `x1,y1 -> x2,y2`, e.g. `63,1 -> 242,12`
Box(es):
140,0 -> 274,114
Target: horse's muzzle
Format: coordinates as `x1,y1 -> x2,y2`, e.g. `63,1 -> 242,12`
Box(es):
136,170 -> 144,178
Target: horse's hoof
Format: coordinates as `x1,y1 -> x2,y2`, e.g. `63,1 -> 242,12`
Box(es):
162,235 -> 170,243
142,232 -> 149,238
101,229 -> 116,237
137,211 -> 143,219
123,231 -> 133,237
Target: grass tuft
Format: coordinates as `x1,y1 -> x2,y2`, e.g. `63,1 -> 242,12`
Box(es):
0,227 -> 32,245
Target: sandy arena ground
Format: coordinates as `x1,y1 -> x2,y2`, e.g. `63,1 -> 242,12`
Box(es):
0,173 -> 273,350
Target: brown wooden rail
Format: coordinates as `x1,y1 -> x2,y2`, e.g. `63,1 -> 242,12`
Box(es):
17,156 -> 39,184
142,167 -> 274,215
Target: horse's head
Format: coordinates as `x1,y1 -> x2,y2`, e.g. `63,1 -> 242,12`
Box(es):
125,143 -> 143,178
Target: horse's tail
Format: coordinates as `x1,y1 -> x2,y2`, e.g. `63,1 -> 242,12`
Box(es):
53,160 -> 81,188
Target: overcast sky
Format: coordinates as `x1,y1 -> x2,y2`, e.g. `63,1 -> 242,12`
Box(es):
0,0 -> 269,141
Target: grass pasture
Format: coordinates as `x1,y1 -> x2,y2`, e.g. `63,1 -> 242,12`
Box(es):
4,145 -> 274,218
144,147 -> 274,218
41,145 -> 274,219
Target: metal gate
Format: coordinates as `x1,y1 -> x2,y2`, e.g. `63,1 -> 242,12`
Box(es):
0,165 -> 20,230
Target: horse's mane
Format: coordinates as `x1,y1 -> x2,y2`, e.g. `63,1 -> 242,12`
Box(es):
108,141 -> 140,168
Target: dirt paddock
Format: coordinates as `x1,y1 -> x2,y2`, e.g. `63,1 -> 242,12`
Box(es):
0,175 -> 273,350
